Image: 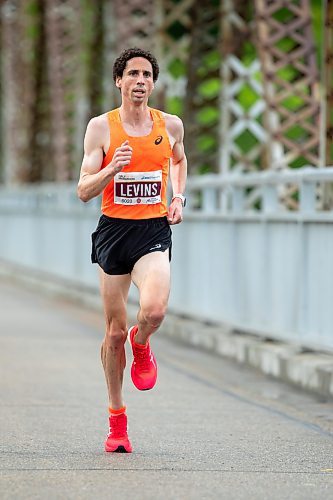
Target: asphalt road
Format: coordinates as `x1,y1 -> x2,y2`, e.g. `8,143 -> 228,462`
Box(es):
1,278 -> 333,500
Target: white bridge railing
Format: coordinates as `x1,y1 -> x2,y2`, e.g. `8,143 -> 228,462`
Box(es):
186,166 -> 333,216
1,167 -> 333,351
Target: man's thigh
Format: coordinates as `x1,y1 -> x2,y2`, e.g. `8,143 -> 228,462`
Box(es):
131,251 -> 171,307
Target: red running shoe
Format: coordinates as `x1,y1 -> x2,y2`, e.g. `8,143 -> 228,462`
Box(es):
104,413 -> 132,453
128,325 -> 157,391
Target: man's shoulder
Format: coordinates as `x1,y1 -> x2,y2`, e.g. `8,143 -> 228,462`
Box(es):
86,112 -> 111,141
88,112 -> 109,130
84,112 -> 113,148
160,111 -> 182,123
161,112 -> 183,131
161,112 -> 184,141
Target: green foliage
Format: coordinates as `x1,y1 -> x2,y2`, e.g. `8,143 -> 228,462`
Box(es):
235,130 -> 258,154
198,78 -> 220,99
276,37 -> 298,53
197,107 -> 219,126
290,156 -> 308,169
167,20 -> 187,40
202,50 -> 220,72
168,58 -> 186,79
197,135 -> 216,153
272,7 -> 295,23
25,0 -> 39,15
237,85 -> 259,111
311,0 -> 323,64
281,96 -> 304,112
199,163 -> 214,174
285,125 -> 306,141
166,97 -> 183,116
24,1 -> 42,63
242,42 -> 257,67
276,64 -> 299,83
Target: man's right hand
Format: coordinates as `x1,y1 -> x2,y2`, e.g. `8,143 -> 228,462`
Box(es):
108,140 -> 132,175
78,118 -> 132,203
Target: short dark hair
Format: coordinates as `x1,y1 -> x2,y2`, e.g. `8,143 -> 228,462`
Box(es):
113,47 -> 159,83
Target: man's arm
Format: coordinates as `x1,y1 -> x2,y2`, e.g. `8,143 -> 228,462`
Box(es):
166,115 -> 187,225
77,116 -> 132,202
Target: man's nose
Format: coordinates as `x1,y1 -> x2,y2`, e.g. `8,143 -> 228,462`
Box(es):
137,72 -> 145,84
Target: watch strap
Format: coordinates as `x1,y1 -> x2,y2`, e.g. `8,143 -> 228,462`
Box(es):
172,194 -> 186,206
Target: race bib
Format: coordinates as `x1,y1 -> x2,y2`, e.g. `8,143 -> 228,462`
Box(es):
114,170 -> 162,205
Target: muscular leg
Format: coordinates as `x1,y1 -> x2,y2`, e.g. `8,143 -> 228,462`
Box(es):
99,269 -> 131,409
131,250 -> 171,345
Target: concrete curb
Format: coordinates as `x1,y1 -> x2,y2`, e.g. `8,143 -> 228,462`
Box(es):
161,314 -> 333,399
1,262 -> 333,399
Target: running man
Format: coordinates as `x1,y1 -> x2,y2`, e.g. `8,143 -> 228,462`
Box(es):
77,48 -> 187,453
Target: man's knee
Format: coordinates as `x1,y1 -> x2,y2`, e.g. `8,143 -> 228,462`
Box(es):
104,325 -> 127,348
141,303 -> 166,328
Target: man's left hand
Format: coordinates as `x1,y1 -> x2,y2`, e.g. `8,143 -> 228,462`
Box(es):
167,198 -> 183,225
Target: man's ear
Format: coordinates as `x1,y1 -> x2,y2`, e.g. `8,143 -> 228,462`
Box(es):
116,76 -> 122,89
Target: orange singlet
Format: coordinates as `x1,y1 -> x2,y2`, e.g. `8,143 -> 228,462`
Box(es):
100,108 -> 172,220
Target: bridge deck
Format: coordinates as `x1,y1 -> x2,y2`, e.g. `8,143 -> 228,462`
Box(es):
1,279 -> 333,499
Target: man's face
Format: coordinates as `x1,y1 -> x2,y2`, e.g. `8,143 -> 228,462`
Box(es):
116,57 -> 154,104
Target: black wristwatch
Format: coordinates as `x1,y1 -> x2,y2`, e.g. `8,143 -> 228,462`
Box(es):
172,194 -> 186,207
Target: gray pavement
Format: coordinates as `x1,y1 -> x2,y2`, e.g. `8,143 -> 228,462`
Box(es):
1,278 -> 333,500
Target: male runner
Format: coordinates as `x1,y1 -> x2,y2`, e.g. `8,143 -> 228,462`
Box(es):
77,47 -> 187,453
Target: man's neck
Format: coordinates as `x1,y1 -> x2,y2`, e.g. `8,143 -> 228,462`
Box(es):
119,104 -> 151,127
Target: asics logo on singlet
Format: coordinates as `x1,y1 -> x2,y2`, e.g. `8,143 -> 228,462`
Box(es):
154,135 -> 163,145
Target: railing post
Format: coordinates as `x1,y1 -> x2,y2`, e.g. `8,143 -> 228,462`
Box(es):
300,180 -> 316,213
262,184 -> 279,214
202,187 -> 216,214
231,186 -> 245,214
220,189 -> 229,214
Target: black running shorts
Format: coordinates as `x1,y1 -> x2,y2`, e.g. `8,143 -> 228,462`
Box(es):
91,215 -> 172,275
